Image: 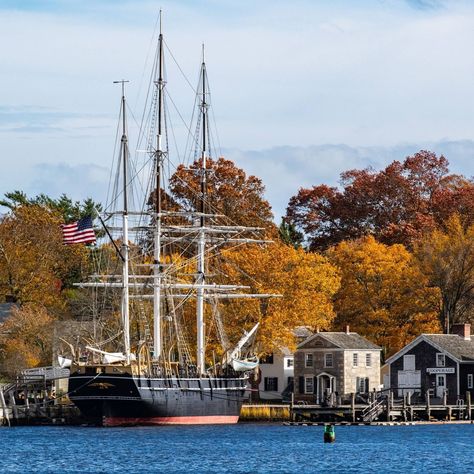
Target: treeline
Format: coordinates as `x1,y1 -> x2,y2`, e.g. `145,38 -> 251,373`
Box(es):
285,150 -> 474,352
0,151 -> 472,375
0,194 -> 100,374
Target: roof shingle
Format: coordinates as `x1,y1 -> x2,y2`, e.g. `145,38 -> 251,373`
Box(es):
299,331 -> 381,350
423,334 -> 474,361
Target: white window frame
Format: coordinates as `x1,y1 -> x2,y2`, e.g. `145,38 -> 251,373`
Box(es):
468,374 -> 473,390
286,358 -> 294,368
436,353 -> 445,367
305,376 -> 314,394
366,353 -> 372,367
353,353 -> 358,367
324,353 -> 333,368
305,353 -> 313,368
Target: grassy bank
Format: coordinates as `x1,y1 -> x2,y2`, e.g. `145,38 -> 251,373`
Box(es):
240,404 -> 290,421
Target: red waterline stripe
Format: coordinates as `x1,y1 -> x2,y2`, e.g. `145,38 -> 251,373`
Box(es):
103,415 -> 239,426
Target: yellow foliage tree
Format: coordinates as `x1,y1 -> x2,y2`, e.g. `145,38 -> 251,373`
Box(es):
0,304 -> 53,374
217,241 -> 341,354
328,236 -> 441,357
415,214 -> 474,332
0,205 -> 90,374
0,204 -> 88,311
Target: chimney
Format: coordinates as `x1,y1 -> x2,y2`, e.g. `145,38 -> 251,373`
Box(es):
346,325 -> 350,334
451,323 -> 471,341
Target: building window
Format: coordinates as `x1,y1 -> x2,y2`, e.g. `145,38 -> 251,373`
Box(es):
286,358 -> 294,368
287,376 -> 294,387
468,374 -> 473,390
436,353 -> 445,367
324,353 -> 333,368
261,354 -> 274,364
305,353 -> 313,367
353,353 -> 358,367
305,377 -> 314,394
403,355 -> 415,371
366,353 -> 372,367
264,377 -> 278,391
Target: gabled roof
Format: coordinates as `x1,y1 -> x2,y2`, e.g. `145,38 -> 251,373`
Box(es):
385,334 -> 474,364
298,332 -> 381,350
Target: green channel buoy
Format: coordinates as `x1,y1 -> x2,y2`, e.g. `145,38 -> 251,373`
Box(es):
324,424 -> 335,443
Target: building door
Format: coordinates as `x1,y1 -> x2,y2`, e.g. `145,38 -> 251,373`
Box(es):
436,374 -> 446,398
319,375 -> 330,402
397,370 -> 421,397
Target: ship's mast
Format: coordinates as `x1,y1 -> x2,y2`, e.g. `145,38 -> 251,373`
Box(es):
114,79 -> 131,363
153,13 -> 165,360
196,46 -> 207,375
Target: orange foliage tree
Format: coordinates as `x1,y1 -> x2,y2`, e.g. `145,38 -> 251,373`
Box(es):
216,241 -> 341,353
0,204 -> 87,309
415,214 -> 474,332
0,304 -> 54,374
287,151 -> 474,250
169,157 -> 275,230
328,236 -> 441,358
0,204 -> 90,373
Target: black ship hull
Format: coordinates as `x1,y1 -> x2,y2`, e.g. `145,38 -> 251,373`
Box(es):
68,369 -> 247,426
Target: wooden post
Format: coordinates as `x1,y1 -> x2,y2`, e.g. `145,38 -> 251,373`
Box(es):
403,393 -> 407,421
351,392 -> 356,423
467,392 -> 472,421
448,406 -> 452,421
0,389 -> 10,427
426,390 -> 431,421
389,391 -> 394,421
290,392 -> 294,422
407,391 -> 412,406
443,389 -> 447,407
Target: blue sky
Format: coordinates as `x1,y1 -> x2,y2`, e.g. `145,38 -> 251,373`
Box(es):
1,0 -> 474,219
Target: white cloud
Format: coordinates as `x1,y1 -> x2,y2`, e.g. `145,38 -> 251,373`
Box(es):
1,1 -> 474,222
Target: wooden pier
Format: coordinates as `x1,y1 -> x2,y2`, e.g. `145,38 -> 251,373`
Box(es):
290,390 -> 473,423
0,366 -> 83,426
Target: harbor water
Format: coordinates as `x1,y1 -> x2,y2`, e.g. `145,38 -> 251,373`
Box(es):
0,423 -> 473,473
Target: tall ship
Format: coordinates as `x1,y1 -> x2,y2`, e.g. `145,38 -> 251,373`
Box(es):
62,18 -> 273,426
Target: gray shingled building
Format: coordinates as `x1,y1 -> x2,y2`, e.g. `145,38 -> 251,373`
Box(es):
385,324 -> 474,404
294,329 -> 382,404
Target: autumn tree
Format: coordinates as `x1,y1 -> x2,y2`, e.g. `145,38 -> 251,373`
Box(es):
0,204 -> 88,309
214,241 -> 340,354
328,236 -> 441,357
0,204 -> 93,374
286,151 -> 474,250
0,304 -> 53,374
415,214 -> 474,332
169,157 -> 275,230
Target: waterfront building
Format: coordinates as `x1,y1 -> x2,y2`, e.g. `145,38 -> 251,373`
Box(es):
257,327 -> 312,401
294,328 -> 381,404
384,324 -> 474,404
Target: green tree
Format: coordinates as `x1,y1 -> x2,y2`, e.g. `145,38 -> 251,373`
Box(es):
0,191 -> 102,223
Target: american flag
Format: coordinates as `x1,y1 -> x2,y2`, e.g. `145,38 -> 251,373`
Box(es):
61,216 -> 96,245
